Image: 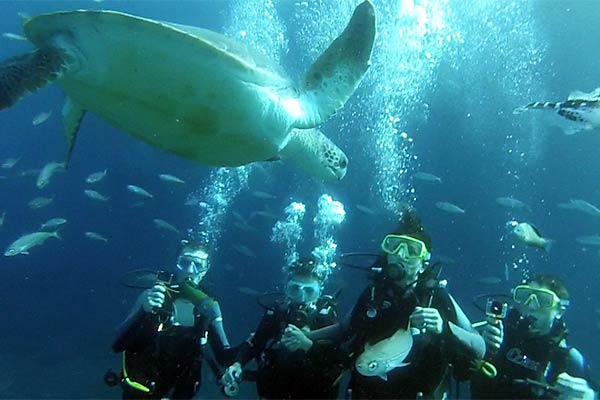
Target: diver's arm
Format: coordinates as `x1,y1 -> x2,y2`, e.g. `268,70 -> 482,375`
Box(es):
564,347 -> 600,394
235,311 -> 281,366
445,294 -> 486,359
112,292 -> 157,352
306,308 -> 352,341
205,300 -> 236,365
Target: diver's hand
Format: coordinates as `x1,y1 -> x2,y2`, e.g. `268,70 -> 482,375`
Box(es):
482,318 -> 504,351
555,372 -> 595,400
141,284 -> 166,313
281,324 -> 313,352
221,362 -> 242,387
410,307 -> 443,334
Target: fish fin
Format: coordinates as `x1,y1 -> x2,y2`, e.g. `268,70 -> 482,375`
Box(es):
543,239 -> 553,253
52,231 -> 62,240
22,251 -> 29,255
529,224 -> 543,237
388,360 -> 411,369
562,124 -> 585,136
62,97 -> 86,167
378,373 -> 388,381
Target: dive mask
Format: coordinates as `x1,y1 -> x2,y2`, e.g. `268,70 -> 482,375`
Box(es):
512,285 -> 569,309
177,252 -> 209,275
381,234 -> 431,261
285,279 -> 321,304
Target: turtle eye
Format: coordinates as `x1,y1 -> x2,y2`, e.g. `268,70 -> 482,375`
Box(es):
368,361 -> 377,371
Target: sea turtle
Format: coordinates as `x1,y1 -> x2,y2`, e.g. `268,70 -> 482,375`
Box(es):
0,2 -> 376,180
513,88 -> 600,135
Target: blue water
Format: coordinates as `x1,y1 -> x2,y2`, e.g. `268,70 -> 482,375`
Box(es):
0,0 -> 598,398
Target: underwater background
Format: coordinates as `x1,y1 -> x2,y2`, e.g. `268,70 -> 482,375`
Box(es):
0,0 -> 598,398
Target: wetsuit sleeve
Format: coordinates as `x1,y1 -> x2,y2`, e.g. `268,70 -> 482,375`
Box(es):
112,293 -> 157,353
206,301 -> 236,365
445,294 -> 486,359
566,347 -> 600,393
235,311 -> 281,367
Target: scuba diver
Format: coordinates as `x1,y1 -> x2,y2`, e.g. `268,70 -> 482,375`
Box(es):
111,240 -> 233,399
300,210 -> 485,399
221,256 -> 342,399
471,274 -> 599,400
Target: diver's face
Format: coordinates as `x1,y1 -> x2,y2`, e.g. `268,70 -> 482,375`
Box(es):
386,253 -> 424,285
175,252 -> 209,285
517,282 -> 562,336
286,275 -> 321,305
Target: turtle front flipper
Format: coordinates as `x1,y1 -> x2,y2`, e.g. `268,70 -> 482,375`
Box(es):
295,0 -> 376,128
279,128 -> 348,181
0,48 -> 69,110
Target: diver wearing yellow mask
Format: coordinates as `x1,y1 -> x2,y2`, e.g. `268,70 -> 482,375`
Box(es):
111,240 -> 233,399
471,274 -> 598,400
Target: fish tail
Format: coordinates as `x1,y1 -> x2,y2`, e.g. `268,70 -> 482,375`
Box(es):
513,101 -> 560,114
542,239 -> 553,253
52,231 -> 62,240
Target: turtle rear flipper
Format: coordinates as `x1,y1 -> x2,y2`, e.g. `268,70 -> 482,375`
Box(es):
0,48 -> 68,110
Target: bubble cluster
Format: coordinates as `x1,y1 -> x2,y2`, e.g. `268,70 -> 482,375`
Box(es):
311,194 -> 346,282
271,202 -> 306,268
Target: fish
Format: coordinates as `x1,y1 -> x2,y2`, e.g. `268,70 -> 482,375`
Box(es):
478,276 -> 502,285
249,210 -> 279,221
356,204 -> 376,215
127,184 -> 154,199
413,172 -> 442,183
84,189 -> 110,202
355,327 -> 413,381
504,263 -> 510,282
85,169 -> 108,184
0,211 -> 5,228
129,202 -> 145,208
251,190 -> 277,200
434,255 -> 456,265
509,221 -> 552,252
231,211 -> 246,224
36,161 -> 65,189
39,218 -> 67,231
236,286 -> 261,296
2,32 -> 26,41
232,244 -> 257,258
158,174 -> 186,184
575,235 -> 600,246
557,202 -> 577,210
1,158 -> 20,169
566,199 -> 600,217
234,222 -> 258,232
495,196 -> 531,211
28,196 -> 53,209
435,201 -> 466,214
153,218 -> 180,235
4,231 -> 60,256
32,111 -> 52,126
18,168 -> 39,177
85,231 -> 108,242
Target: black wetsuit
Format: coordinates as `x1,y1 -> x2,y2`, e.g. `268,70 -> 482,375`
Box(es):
344,281 -> 478,399
470,308 -> 599,399
236,296 -> 342,399
112,285 -> 231,400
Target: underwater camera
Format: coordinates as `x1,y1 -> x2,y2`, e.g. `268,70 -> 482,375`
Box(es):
486,298 -> 508,320
156,270 -> 175,287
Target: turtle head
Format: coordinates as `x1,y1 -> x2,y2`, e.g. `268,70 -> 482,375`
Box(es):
280,128 -> 348,181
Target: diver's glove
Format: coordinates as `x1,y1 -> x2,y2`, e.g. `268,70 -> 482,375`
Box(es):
221,362 -> 242,394
482,317 -> 504,351
141,284 -> 167,313
555,372 -> 595,400
281,324 -> 313,352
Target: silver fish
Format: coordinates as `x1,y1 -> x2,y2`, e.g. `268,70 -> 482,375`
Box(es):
153,218 -> 180,235
39,218 -> 67,231
495,196 -> 531,211
32,111 -> 52,126
568,199 -> 600,217
86,169 -> 108,184
85,231 -> 108,242
435,201 -> 466,214
234,222 -> 258,232
478,276 -> 502,285
4,231 -> 60,256
355,327 -> 412,381
510,221 -> 552,252
232,244 -> 256,258
127,184 -> 154,199
2,32 -> 26,41
84,189 -> 110,202
249,210 -> 278,221
28,196 -> 53,209
575,235 -> 600,246
251,190 -> 277,200
36,161 -> 65,189
1,158 -> 20,169
356,204 -> 376,215
413,172 -> 442,183
158,174 -> 186,184
0,211 -> 5,228
236,286 -> 260,296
